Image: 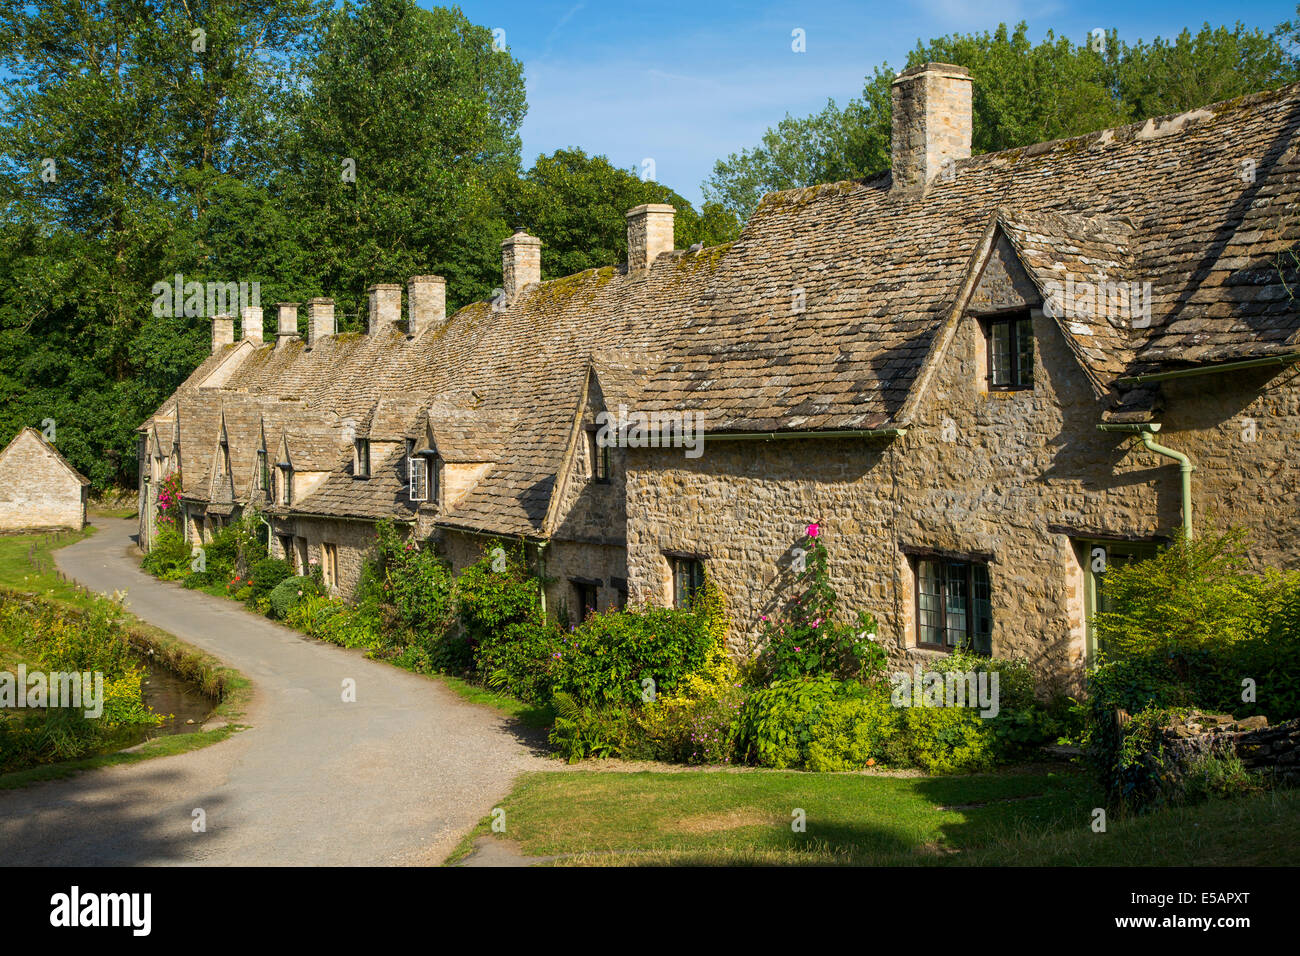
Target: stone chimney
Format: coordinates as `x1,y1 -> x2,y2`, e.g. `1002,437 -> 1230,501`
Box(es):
241,305 -> 263,345
368,284 -> 402,333
276,303 -> 299,343
626,204 -> 676,272
211,314 -> 234,353
501,229 -> 541,305
407,275 -> 446,337
890,62 -> 972,194
307,298 -> 335,348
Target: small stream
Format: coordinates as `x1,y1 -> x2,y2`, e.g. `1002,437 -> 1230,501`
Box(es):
137,658 -> 217,739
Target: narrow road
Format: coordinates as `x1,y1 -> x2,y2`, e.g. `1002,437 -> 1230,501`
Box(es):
0,518 -> 548,865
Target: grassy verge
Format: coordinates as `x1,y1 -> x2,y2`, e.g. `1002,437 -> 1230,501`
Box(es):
447,766 -> 1299,866
0,531 -> 250,789
432,673 -> 552,730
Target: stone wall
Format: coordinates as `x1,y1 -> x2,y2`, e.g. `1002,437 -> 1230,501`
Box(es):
625,305 -> 1300,688
0,431 -> 86,532
1161,712 -> 1300,786
271,515 -> 379,596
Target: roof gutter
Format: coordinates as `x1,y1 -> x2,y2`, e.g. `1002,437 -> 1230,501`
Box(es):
1117,352 -> 1300,386
1096,422 -> 1194,540
703,427 -> 908,442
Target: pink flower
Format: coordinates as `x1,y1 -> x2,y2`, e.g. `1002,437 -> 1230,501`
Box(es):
806,522 -> 820,538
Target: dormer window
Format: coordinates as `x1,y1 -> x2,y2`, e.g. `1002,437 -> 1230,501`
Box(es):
256,449 -> 270,498
277,464 -> 293,506
408,455 -> 428,501
218,441 -> 229,478
985,312 -> 1034,390
355,439 -> 370,478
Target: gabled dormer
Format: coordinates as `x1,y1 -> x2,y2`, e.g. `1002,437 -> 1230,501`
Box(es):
274,432 -> 294,507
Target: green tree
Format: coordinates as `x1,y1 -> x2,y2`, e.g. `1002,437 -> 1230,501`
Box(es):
508,148 -> 739,280
705,20 -> 1298,221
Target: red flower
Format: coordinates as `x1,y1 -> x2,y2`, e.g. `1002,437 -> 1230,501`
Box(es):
806,522 -> 820,538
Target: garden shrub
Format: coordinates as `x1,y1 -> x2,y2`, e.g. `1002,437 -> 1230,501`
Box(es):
478,617 -> 566,705
756,523 -> 885,684
249,557 -> 293,599
553,604 -> 717,709
635,644 -> 746,764
457,542 -> 543,651
369,521 -> 456,638
548,692 -> 636,763
141,527 -> 190,580
267,575 -> 320,619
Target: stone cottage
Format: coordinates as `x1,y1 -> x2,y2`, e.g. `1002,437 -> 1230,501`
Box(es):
0,427 -> 90,532
139,64 -> 1300,686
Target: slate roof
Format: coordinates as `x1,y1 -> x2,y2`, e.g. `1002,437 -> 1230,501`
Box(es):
144,80 -> 1300,535
636,84 -> 1300,429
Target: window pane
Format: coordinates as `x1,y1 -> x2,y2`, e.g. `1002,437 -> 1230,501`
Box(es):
1015,317 -> 1034,386
944,562 -> 968,646
917,560 -> 942,644
990,321 -> 1011,386
972,564 -> 993,654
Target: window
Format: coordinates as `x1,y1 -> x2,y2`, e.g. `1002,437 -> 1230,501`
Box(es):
217,442 -> 228,478
670,555 -> 706,610
321,542 -> 339,591
985,313 -> 1034,389
256,450 -> 270,496
586,427 -> 611,483
354,439 -> 370,478
572,580 -> 599,621
278,466 -> 293,506
611,576 -> 628,610
915,557 -> 992,653
409,455 -> 429,502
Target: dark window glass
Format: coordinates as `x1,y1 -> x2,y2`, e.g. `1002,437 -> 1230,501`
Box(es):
915,557 -> 992,653
987,314 -> 1034,389
671,556 -> 706,610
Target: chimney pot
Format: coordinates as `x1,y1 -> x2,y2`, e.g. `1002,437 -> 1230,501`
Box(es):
890,62 -> 972,195
626,203 -> 676,272
241,306 -> 263,344
367,284 -> 402,333
276,303 -> 300,342
211,314 -> 234,353
307,298 -> 336,347
407,276 -> 447,337
500,231 -> 541,305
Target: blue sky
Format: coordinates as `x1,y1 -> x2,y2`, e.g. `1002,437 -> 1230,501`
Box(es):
453,0 -> 1297,206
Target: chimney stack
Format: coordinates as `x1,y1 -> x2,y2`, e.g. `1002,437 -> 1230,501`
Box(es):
407,275 -> 446,337
211,314 -> 234,354
501,229 -> 541,305
241,305 -> 263,345
368,284 -> 402,333
626,204 -> 676,272
307,298 -> 335,348
276,303 -> 299,342
890,62 -> 972,195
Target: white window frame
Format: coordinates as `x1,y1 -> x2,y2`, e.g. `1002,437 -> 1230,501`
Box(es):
408,456 -> 428,502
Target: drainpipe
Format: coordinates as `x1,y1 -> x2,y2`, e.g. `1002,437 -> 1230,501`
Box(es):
536,540 -> 548,616
1096,423 -> 1195,540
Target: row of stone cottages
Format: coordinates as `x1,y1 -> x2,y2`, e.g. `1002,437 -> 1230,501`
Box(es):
138,64 -> 1300,690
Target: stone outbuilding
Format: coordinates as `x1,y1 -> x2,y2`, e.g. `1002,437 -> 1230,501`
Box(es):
0,427 -> 90,532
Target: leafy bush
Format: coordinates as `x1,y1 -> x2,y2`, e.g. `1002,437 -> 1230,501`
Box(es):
635,645 -> 746,764
249,557 -> 293,599
141,527 -> 191,580
478,618 -> 566,705
554,604 -> 717,709
456,542 -> 543,650
369,520 -> 456,638
1086,530 -> 1300,807
756,523 -> 886,684
283,594 -> 382,649
548,692 -> 636,763
267,575 -> 321,619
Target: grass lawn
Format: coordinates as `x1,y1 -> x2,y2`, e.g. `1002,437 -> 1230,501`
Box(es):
449,766 -> 1300,866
